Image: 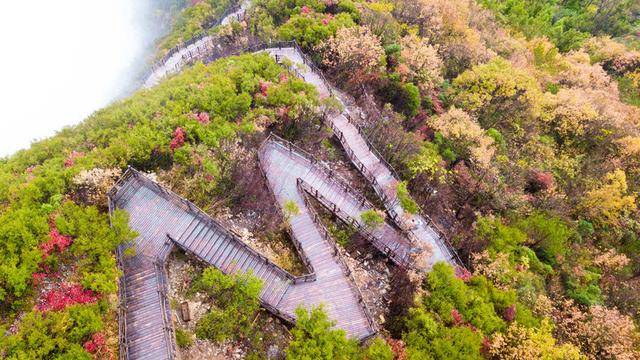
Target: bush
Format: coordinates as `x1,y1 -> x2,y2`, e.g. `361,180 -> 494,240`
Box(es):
194,268 -> 262,342
380,81 -> 421,118
175,328 -> 193,348
396,181 -> 419,214
515,212 -> 573,266
360,209 -> 384,229
2,304 -> 103,359
286,306 -> 361,360
365,338 -> 394,360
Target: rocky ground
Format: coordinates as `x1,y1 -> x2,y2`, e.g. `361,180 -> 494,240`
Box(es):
340,246 -> 394,326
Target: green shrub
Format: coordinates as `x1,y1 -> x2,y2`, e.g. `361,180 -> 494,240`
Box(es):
175,328 -> 194,348
194,268 -> 262,342
515,212 -> 573,266
286,306 -> 361,360
2,304 -> 102,359
284,199 -> 301,219
360,209 -> 384,229
365,338 -> 394,360
397,181 -> 419,214
328,223 -> 356,247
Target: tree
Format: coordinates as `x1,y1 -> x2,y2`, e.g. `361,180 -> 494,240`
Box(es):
365,338 -> 394,360
428,108 -> 495,168
286,306 -> 361,360
515,212 -> 573,266
579,169 -> 637,228
488,320 -> 583,359
453,57 -> 543,129
405,141 -> 447,182
194,267 -> 262,342
320,26 -> 385,84
554,301 -> 640,360
398,34 -> 443,94
279,11 -> 355,49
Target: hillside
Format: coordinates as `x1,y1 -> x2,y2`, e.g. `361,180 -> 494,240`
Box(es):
1,0 -> 640,359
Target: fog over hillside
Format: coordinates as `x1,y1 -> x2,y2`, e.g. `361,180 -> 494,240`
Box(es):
0,0 -> 176,156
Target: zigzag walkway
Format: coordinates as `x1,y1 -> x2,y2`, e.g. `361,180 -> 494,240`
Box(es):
262,47 -> 459,267
109,139 -> 398,358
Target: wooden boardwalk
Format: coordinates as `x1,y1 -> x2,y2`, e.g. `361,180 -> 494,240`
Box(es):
263,46 -> 459,267
122,15 -> 465,358
108,157 -> 384,358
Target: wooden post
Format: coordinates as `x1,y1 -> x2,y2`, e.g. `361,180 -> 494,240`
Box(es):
180,302 -> 191,322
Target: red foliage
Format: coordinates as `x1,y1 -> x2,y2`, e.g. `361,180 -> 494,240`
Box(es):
37,283 -> 98,312
455,266 -> 472,282
259,80 -> 270,96
276,106 -> 290,122
387,338 -> 408,360
322,14 -> 333,25
526,170 -> 554,193
197,112 -> 210,125
32,272 -> 46,286
40,227 -> 73,259
504,304 -> 516,322
481,336 -> 492,356
431,94 -> 444,114
451,308 -> 463,325
190,0 -> 203,5
170,127 -> 186,152
26,165 -> 36,174
84,332 -> 113,359
64,150 -> 85,168
279,73 -> 289,83
301,5 -> 312,15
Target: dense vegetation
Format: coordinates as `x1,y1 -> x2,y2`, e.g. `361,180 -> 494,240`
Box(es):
238,0 -> 640,358
0,52 -> 317,357
2,0 -> 639,358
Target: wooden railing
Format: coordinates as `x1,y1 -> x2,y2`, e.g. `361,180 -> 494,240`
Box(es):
154,257 -> 176,360
117,167 -> 313,286
149,1 -> 242,70
297,178 -> 413,268
298,184 -> 378,337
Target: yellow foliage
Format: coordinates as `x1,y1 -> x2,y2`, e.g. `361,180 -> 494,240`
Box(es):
580,169 -> 637,226
429,107 -> 495,167
399,34 -> 443,92
489,320 -> 585,360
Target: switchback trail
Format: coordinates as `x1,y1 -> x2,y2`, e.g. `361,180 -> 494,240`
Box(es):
112,3 -> 463,359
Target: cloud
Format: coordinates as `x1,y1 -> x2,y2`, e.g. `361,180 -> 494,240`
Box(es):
0,0 -> 165,156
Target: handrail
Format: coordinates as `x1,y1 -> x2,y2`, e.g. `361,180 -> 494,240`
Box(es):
143,32 -> 467,269
154,259 -> 176,359
298,184 -> 377,336
297,179 -> 413,268
151,1 -> 243,70
114,167 -> 314,285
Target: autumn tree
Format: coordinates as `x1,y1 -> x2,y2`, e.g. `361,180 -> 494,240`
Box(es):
428,107 -> 495,168
579,169 -> 637,228
554,301 -> 640,360
453,57 -> 543,129
393,0 -> 500,77
320,26 -> 385,85
398,34 -> 443,94
488,320 -> 583,359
